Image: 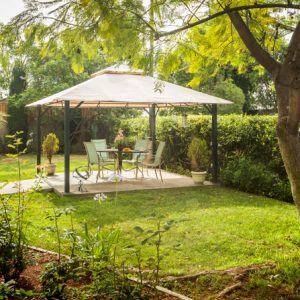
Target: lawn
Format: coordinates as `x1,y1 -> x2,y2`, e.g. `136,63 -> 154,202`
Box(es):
20,186 -> 300,275
2,154 -> 300,276
0,154 -> 87,182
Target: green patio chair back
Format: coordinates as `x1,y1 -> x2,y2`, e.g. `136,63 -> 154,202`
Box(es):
84,142 -> 98,165
154,141 -> 165,165
133,139 -> 148,161
92,139 -> 109,160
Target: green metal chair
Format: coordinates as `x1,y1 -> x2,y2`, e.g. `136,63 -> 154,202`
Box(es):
91,139 -> 114,162
141,141 -> 165,181
123,139 -> 149,178
84,142 -> 114,182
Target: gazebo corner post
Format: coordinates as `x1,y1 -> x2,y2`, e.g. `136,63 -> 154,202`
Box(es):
64,101 -> 70,193
149,103 -> 156,153
211,104 -> 218,183
36,105 -> 42,174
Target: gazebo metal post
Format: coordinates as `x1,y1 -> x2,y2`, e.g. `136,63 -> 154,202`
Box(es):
149,104 -> 156,152
36,105 -> 42,173
211,104 -> 218,182
64,101 -> 70,193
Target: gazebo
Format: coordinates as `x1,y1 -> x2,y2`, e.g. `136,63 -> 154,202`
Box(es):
27,64 -> 231,193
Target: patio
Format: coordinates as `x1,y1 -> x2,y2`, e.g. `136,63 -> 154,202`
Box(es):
43,169 -> 214,196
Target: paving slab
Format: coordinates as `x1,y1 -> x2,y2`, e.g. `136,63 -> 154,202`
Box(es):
0,178 -> 52,195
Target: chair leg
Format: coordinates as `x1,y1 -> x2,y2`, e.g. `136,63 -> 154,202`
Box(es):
154,167 -> 158,180
96,164 -> 100,183
159,166 -> 163,182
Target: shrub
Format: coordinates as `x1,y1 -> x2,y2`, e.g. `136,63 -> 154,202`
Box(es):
220,155 -> 292,202
121,114 -> 291,202
42,133 -> 59,164
187,137 -> 210,171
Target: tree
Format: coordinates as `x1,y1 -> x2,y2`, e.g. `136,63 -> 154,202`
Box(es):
6,1 -> 300,217
8,63 -> 27,137
206,78 -> 245,114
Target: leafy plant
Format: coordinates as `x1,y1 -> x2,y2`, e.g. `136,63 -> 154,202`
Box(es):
77,223 -> 120,264
187,137 -> 210,171
42,133 -> 59,164
0,132 -> 32,282
46,206 -> 76,262
0,280 -> 34,299
41,259 -> 82,300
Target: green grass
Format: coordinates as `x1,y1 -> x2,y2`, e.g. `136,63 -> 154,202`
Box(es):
0,154 -> 87,182
19,186 -> 300,275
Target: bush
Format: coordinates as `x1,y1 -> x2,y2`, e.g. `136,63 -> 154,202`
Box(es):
42,133 -> 59,164
187,137 -> 210,171
220,155 -> 292,202
121,114 -> 292,202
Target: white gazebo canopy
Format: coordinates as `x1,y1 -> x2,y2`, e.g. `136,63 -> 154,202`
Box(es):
27,64 -> 232,108
28,63 -> 232,194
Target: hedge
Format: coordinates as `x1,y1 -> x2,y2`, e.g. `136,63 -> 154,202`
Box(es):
121,114 -> 292,202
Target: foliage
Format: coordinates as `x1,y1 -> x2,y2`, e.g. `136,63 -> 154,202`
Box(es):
0,132 -> 33,282
121,114 -> 291,201
0,280 -> 34,300
40,259 -> 82,300
7,63 -> 27,142
207,79 -> 245,114
187,137 -> 210,171
77,223 -> 120,263
220,155 -> 292,202
42,133 -> 59,164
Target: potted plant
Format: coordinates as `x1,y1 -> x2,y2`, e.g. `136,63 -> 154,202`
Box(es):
187,137 -> 210,184
42,133 -> 59,176
114,128 -> 127,151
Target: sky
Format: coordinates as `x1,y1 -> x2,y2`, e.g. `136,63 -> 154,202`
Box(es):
0,0 -> 24,24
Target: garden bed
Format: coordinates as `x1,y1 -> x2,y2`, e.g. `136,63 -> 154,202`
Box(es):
5,247 -> 299,299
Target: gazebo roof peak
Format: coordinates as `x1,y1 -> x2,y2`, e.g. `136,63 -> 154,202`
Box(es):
92,63 -> 143,77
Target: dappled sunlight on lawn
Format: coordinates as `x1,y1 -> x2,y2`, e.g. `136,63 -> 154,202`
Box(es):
21,186 -> 300,275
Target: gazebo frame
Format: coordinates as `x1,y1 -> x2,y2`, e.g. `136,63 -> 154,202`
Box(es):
29,65 -> 231,193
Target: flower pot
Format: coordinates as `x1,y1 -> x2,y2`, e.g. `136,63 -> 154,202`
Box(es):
191,171 -> 206,184
45,163 -> 56,176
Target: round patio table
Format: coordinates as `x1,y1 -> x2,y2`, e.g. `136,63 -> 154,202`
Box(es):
97,148 -> 148,175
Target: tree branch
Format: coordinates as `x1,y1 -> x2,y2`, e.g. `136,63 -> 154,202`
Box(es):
285,20 -> 300,66
228,11 -> 280,74
277,23 -> 296,32
158,3 -> 300,38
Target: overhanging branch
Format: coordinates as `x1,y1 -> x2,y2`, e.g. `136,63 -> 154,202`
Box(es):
158,3 -> 300,38
228,11 -> 280,74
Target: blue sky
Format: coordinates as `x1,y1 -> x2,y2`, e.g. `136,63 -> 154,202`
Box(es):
0,0 -> 24,24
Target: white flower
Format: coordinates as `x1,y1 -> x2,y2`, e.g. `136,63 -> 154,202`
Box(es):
93,193 -> 108,203
107,174 -> 125,183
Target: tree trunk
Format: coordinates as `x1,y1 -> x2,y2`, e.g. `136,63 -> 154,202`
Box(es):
276,82 -> 300,219
227,11 -> 300,218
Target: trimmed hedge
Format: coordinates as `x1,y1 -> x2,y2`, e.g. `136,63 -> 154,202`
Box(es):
121,114 -> 292,202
